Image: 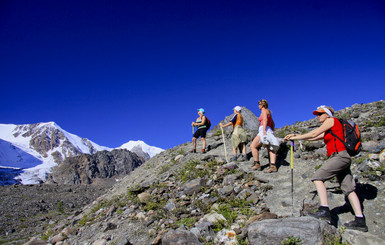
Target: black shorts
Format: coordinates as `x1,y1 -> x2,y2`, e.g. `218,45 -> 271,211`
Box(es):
193,127 -> 207,139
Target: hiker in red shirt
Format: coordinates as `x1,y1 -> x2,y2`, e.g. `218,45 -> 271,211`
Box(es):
284,105 -> 368,232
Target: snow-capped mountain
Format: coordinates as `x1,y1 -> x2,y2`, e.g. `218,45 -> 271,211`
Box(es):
0,122 -> 164,185
118,140 -> 164,160
0,122 -> 111,184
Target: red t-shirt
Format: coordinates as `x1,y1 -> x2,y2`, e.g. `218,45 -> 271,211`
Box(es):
324,118 -> 346,157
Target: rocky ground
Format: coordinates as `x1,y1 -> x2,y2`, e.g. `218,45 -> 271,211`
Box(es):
0,184 -> 110,244
1,101 -> 384,245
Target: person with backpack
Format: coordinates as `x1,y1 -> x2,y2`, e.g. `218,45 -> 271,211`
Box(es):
219,106 -> 248,162
250,99 -> 279,173
191,108 -> 210,153
284,105 -> 368,232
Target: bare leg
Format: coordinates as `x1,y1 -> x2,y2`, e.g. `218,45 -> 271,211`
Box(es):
250,135 -> 262,162
314,180 -> 328,206
202,137 -> 206,150
241,144 -> 246,154
268,149 -> 276,164
347,192 -> 363,216
192,137 -> 197,150
232,147 -> 237,155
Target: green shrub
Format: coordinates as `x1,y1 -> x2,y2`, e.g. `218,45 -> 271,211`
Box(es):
282,236 -> 302,245
56,200 -> 64,213
175,217 -> 197,228
213,130 -> 222,136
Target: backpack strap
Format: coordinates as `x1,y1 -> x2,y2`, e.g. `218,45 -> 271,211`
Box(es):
329,119 -> 345,152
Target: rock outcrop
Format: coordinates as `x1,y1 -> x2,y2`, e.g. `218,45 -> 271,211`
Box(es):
47,149 -> 144,185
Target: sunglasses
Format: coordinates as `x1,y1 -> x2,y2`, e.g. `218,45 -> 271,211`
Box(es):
317,113 -> 325,117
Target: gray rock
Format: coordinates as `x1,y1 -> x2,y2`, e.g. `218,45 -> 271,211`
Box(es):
363,140 -> 385,153
219,185 -> 234,196
162,229 -> 202,245
138,192 -> 151,203
223,174 -> 238,186
182,178 -> 206,195
165,200 -> 177,212
248,217 -> 336,245
174,154 -> 184,162
200,212 -> 227,224
221,162 -> 238,170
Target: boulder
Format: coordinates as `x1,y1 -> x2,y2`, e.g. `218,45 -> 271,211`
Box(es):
162,229 -> 201,245
214,229 -> 237,245
248,217 -> 336,245
138,192 -> 151,203
182,178 -> 206,195
200,212 -> 227,224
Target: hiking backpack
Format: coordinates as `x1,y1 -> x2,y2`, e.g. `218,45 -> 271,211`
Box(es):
205,117 -> 211,130
330,119 -> 362,156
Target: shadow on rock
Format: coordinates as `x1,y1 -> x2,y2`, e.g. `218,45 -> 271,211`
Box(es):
330,183 -> 378,227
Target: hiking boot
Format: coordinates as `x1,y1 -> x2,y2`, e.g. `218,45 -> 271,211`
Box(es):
201,149 -> 206,154
190,149 -> 196,153
230,155 -> 237,162
239,154 -> 247,161
251,161 -> 261,171
264,164 -> 277,173
308,206 -> 331,221
344,216 -> 368,232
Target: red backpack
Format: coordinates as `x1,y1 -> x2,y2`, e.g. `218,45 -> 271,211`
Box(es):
204,117 -> 211,130
330,119 -> 362,156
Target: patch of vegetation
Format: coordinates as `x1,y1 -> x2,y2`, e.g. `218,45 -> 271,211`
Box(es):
375,101 -> 384,109
212,218 -> 227,232
177,149 -> 185,155
41,229 -> 54,241
363,116 -> 385,127
217,204 -> 238,226
56,200 -> 64,213
143,198 -> 167,212
212,130 -> 222,136
324,227 -> 348,245
282,236 -> 302,245
177,160 -> 207,184
77,214 -> 92,226
260,184 -> 273,193
353,156 -> 366,165
159,164 -> 171,174
175,217 -> 197,228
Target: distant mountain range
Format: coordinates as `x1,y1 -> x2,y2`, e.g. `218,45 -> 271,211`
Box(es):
0,122 -> 163,185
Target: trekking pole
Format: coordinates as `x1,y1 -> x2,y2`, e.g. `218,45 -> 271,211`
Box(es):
290,140 -> 296,216
192,125 -> 194,135
221,127 -> 229,163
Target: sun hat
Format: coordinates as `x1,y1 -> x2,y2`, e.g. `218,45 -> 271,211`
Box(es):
234,106 -> 242,112
197,108 -> 205,114
313,105 -> 334,117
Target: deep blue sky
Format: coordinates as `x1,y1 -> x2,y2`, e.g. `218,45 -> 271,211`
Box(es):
1,0 -> 384,149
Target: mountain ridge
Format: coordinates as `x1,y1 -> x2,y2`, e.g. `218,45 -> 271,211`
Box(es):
0,122 -> 163,184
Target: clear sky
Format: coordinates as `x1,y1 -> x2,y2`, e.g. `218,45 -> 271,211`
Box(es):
1,0 -> 384,150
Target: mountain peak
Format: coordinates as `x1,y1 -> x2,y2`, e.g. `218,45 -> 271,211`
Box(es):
118,140 -> 164,158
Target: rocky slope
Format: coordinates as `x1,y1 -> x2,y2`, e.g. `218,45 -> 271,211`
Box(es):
2,101 -> 384,245
46,149 -> 145,185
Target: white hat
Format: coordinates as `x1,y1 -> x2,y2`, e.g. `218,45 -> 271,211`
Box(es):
234,106 -> 242,112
